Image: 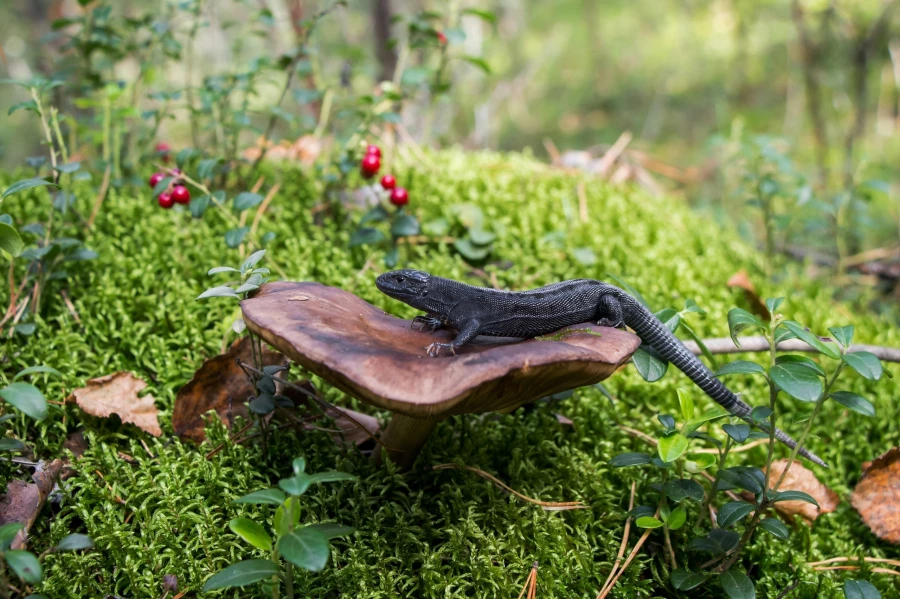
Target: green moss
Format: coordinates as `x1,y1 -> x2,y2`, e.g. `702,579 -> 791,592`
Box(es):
2,150 -> 898,597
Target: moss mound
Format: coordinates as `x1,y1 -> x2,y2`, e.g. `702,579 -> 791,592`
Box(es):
2,150 -> 898,598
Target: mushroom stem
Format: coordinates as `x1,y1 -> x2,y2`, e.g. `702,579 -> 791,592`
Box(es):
373,414 -> 438,468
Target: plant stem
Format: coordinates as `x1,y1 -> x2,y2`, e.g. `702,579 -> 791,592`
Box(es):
31,88 -> 59,176
284,563 -> 294,599
698,436 -> 733,528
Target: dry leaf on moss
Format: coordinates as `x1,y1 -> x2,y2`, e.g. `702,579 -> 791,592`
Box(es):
727,269 -> 770,320
769,459 -> 839,523
172,336 -> 286,442
69,372 -> 161,437
851,447 -> 900,544
0,459 -> 64,549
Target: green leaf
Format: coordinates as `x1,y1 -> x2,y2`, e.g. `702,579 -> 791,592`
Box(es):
751,406 -> 773,423
0,221 -> 25,257
771,490 -> 819,507
202,559 -> 278,591
715,361 -> 767,377
770,363 -> 823,402
844,580 -> 882,599
632,348 -> 668,382
468,228 -> 496,245
360,205 -> 389,224
775,354 -> 825,377
307,471 -> 358,485
274,497 -> 301,538
234,192 -> 263,212
782,321 -> 841,360
719,569 -> 755,599
1,179 -> 57,200
723,424 -> 750,443
727,308 -> 765,347
677,388 -> 694,421
349,227 -> 386,247
229,518 -> 273,552
758,517 -> 789,540
307,523 -> 354,540
666,505 -> 687,530
242,250 -> 266,272
54,533 -> 94,551
197,286 -> 238,300
278,527 -> 330,572
765,297 -> 784,314
719,467 -> 764,494
686,453 -> 717,469
717,501 -> 755,528
608,452 -> 652,467
0,382 -> 48,420
635,516 -> 663,529
842,352 -> 883,381
225,227 -> 250,248
461,8 -> 497,24
55,162 -> 81,173
208,266 -> 239,275
664,478 -> 705,503
829,325 -> 854,348
682,406 -> 729,436
688,528 -> 740,554
830,391 -> 875,416
454,238 -> 491,261
671,568 -> 706,590
0,438 -> 25,451
197,158 -> 220,180
461,55 -> 491,74
8,100 -> 37,116
658,432 -> 689,463
391,214 -> 420,237
13,366 -> 62,381
0,523 -> 24,548
292,457 -> 306,475
279,473 -> 311,497
5,550 -> 42,584
190,194 -> 210,218
400,66 -> 431,86
655,308 -> 681,332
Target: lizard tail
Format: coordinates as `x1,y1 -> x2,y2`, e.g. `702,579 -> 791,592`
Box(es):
612,289 -> 828,468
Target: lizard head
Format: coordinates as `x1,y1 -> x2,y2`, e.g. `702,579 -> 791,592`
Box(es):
376,269 -> 432,309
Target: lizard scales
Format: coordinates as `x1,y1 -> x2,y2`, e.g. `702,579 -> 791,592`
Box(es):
375,269 -> 826,467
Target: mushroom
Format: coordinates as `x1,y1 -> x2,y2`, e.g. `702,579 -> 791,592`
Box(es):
240,281 -> 641,468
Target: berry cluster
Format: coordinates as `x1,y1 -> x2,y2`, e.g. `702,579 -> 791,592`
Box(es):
359,144 -> 408,206
148,169 -> 190,209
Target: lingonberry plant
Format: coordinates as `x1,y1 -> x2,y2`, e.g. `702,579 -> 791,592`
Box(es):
349,145 -> 420,268
202,457 -> 356,597
0,524 -> 93,595
610,298 -> 885,599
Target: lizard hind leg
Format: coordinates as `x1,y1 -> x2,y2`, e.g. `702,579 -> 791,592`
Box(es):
597,294 -> 625,329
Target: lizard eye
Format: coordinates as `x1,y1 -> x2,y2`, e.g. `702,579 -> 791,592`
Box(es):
396,276 -> 405,282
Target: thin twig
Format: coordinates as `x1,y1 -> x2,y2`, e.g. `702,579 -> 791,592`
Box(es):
598,481 -> 636,596
432,464 -> 586,509
808,557 -> 900,568
812,566 -> 900,576
87,165 -> 111,228
683,336 -> 900,363
596,506 -> 660,599
515,562 -> 538,599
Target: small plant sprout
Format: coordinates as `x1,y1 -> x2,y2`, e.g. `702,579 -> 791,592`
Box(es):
0,522 -> 93,592
609,298 -> 884,599
202,457 -> 356,597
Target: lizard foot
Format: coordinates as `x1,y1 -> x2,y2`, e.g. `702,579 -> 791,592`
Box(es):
425,342 -> 456,357
597,317 -> 624,329
411,315 -> 443,331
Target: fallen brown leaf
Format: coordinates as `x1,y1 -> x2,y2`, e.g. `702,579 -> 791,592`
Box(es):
63,430 -> 88,458
69,373 -> 161,437
727,269 -> 770,320
0,459 -> 64,549
172,336 -> 287,442
769,459 -> 839,523
851,447 -> 900,544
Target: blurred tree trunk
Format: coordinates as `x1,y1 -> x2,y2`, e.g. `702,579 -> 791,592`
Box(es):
372,0 -> 397,81
791,0 -> 830,188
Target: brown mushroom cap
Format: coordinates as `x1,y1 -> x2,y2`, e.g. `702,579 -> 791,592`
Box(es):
241,281 -> 641,419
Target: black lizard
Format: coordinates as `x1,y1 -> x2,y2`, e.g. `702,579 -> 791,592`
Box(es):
375,268 -> 826,467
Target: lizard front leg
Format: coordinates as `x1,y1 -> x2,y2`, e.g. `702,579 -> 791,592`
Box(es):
411,314 -> 444,331
426,319 -> 481,357
597,294 -> 625,329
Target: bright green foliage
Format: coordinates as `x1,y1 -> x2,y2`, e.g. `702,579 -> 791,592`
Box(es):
1,151 -> 898,597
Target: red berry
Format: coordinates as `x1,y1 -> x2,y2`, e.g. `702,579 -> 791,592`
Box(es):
436,31 -> 448,44
389,187 -> 409,206
155,142 -> 171,163
149,172 -> 165,189
380,174 -> 396,190
158,192 -> 174,209
172,185 -> 191,205
365,144 -> 381,158
360,153 -> 381,179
